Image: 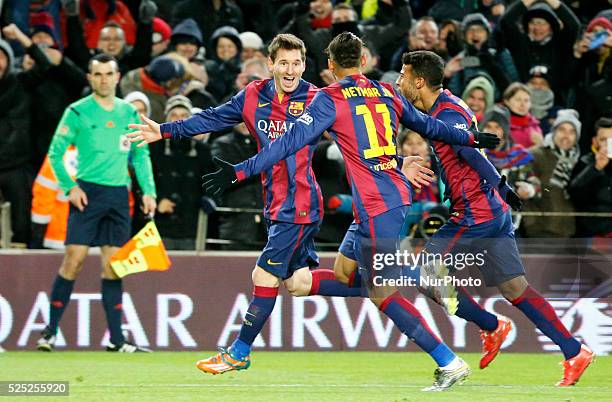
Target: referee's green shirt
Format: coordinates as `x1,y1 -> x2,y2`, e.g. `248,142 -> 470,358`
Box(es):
48,94 -> 156,197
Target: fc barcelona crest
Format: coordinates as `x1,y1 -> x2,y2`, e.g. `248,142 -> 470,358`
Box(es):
288,101 -> 305,116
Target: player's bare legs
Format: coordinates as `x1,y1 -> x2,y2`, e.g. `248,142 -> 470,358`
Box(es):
333,253 -> 358,286
38,245 -> 89,351
283,267 -> 311,296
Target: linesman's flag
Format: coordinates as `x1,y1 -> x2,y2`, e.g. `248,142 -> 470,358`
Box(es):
110,221 -> 171,278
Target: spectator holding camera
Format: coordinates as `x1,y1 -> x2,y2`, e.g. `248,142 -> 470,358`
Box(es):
570,117 -> 612,238
569,13 -> 612,151
520,109 -> 582,238
500,0 -> 580,103
503,82 -> 543,148
446,13 -> 519,100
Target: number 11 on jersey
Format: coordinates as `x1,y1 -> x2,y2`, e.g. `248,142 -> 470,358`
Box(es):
356,103 -> 395,159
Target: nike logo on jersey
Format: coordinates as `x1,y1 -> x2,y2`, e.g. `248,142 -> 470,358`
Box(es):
267,259 -> 283,266
232,179 -> 238,184
258,102 -> 270,108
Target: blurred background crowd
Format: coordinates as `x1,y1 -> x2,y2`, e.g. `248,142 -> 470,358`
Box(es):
0,0 -> 610,251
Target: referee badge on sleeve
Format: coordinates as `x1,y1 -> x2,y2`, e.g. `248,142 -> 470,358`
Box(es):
119,135 -> 130,152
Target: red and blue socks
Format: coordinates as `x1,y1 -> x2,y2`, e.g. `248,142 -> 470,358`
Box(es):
309,269 -> 362,297
455,286 -> 499,332
230,286 -> 279,360
511,286 -> 581,360
48,274 -> 75,335
101,279 -> 125,346
380,291 -> 456,367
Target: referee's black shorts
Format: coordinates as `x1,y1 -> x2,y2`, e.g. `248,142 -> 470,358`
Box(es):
65,180 -> 131,247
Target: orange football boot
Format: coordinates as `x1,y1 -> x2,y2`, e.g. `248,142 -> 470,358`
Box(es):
479,316 -> 512,369
196,347 -> 251,375
556,345 -> 595,386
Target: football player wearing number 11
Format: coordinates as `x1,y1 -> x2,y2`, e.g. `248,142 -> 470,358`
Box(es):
202,32 -> 501,391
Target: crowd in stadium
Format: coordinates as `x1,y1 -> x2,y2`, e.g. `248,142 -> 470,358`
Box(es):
0,0 -> 610,250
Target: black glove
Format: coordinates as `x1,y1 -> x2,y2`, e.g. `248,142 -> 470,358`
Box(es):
202,157 -> 238,196
468,123 -> 501,149
498,175 -> 523,211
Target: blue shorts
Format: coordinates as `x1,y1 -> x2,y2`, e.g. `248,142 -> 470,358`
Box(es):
353,206 -> 408,281
339,221 -> 358,261
257,220 -> 320,280
65,180 -> 131,247
424,211 -> 525,286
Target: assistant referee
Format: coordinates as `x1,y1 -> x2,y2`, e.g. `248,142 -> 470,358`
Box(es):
38,53 -> 156,352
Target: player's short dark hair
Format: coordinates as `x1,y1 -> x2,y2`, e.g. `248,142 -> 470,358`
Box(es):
401,51 -> 444,89
595,117 -> 612,132
268,34 -> 306,62
88,53 -> 119,72
326,32 -> 363,69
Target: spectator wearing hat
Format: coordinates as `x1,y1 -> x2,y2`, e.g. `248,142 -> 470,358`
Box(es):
446,12 -> 518,100
482,106 -> 536,199
152,17 -> 172,57
461,75 -> 494,122
520,109 -> 582,238
207,26 -> 243,101
0,24 -> 52,246
570,117 -> 612,239
124,91 -> 151,118
526,65 -> 557,134
120,54 -> 187,121
239,31 -> 264,62
503,82 -> 543,148
169,18 -> 213,94
211,122 -> 265,250
63,0 -> 156,76
21,13 -> 88,169
500,0 -> 580,102
151,95 -> 210,250
171,18 -> 204,61
569,13 -> 612,151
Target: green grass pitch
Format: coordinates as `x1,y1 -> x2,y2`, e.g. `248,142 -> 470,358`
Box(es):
0,352 -> 610,401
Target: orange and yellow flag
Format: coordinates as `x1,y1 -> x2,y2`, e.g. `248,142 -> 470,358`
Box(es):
110,221 -> 171,278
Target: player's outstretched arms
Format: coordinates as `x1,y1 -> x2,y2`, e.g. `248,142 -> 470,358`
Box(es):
397,93 -> 500,149
202,157 -> 238,196
127,115 -> 162,147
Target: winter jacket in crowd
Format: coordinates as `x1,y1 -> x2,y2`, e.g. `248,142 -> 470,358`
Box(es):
211,127 -> 265,250
0,39 -> 52,172
171,0 -> 244,55
570,153 -> 612,237
500,1 -> 580,101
